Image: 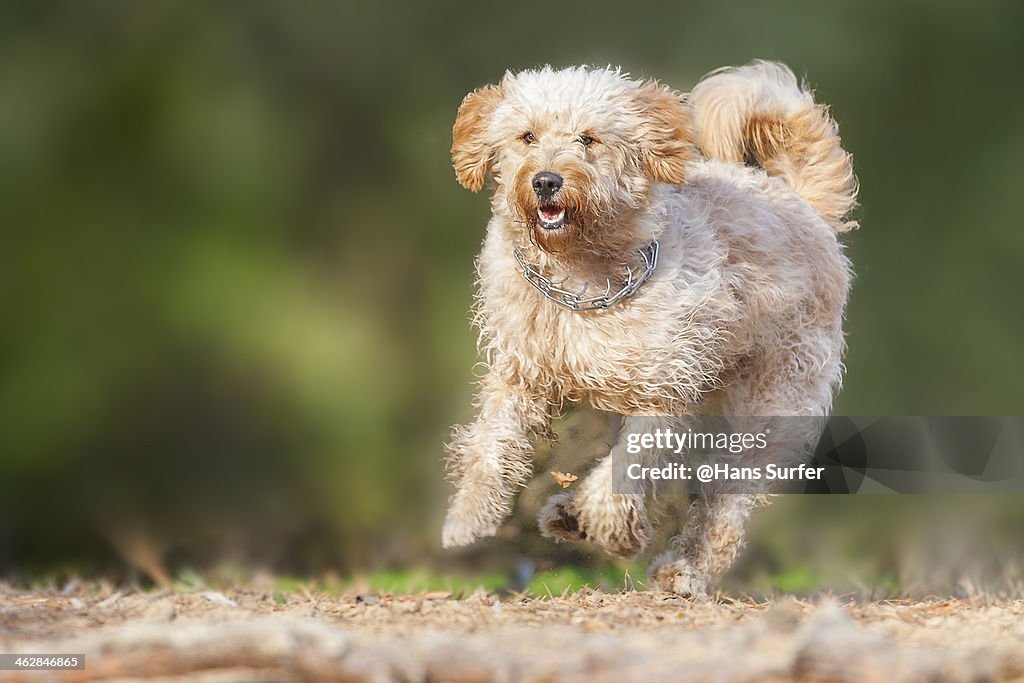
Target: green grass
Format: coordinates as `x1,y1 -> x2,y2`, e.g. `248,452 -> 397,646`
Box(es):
263,563 -> 647,599
525,563 -> 646,596
262,570 -> 506,597
9,562 -> 918,601
751,567 -> 821,595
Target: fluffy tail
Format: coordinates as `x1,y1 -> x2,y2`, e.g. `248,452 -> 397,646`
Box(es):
689,61 -> 858,232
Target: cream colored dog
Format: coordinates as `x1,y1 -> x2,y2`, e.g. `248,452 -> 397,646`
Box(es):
442,61 -> 857,597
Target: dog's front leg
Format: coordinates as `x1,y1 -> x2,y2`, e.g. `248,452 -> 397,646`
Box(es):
647,492 -> 769,598
442,369 -> 549,548
539,415 -> 675,558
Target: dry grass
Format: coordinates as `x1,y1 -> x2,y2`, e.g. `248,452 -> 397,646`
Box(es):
2,581 -> 1024,681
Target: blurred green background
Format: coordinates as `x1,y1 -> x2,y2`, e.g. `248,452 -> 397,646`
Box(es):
1,1 -> 1022,594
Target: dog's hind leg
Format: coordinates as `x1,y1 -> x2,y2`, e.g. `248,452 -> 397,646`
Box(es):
539,415 -> 678,559
538,456 -> 650,558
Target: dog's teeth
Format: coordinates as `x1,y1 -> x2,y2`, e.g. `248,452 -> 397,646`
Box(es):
538,209 -> 566,223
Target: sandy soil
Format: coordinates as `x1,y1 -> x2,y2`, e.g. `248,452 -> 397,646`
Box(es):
2,582 -> 1024,682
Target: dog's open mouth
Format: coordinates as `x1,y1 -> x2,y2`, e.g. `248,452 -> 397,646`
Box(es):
537,204 -> 568,230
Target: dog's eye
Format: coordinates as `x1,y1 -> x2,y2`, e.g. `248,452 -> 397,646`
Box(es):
519,131 -> 536,144
578,134 -> 595,147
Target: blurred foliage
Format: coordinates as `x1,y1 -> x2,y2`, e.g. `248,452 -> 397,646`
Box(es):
1,1 -> 1022,591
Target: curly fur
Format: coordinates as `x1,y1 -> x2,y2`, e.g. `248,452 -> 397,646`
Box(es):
442,61 -> 857,597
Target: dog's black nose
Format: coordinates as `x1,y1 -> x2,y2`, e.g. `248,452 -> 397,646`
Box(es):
532,172 -> 563,199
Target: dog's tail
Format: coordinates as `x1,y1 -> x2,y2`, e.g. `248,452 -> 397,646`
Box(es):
689,61 -> 858,232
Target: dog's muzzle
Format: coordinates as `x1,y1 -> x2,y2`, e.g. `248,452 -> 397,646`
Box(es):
531,172 -> 569,231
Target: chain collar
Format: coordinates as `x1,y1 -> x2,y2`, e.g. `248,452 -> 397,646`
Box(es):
513,240 -> 659,312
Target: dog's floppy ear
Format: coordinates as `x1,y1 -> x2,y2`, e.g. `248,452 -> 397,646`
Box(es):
451,84 -> 503,192
635,81 -> 697,185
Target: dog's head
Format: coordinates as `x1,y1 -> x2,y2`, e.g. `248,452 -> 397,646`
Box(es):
452,67 -> 696,254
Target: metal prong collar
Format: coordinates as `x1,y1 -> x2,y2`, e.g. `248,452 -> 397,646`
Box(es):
513,241 -> 659,312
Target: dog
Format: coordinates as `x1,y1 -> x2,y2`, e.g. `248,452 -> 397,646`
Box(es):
442,61 -> 857,597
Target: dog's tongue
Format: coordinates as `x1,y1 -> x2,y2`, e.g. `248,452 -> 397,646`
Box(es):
539,207 -> 565,222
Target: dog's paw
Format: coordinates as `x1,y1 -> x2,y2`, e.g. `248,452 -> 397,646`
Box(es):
647,553 -> 709,599
441,514 -> 498,549
441,492 -> 504,548
580,495 -> 651,559
538,492 -> 586,542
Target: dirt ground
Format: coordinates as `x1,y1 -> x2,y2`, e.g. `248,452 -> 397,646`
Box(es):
3,582 -> 1024,682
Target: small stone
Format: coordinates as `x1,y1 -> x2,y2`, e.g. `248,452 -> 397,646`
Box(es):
356,593 -> 380,605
